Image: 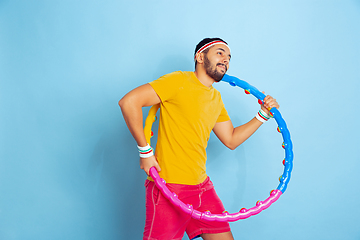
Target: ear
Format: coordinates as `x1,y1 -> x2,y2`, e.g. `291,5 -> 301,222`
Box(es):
195,52 -> 205,64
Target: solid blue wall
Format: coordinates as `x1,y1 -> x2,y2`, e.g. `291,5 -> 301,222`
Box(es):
1,1 -> 359,239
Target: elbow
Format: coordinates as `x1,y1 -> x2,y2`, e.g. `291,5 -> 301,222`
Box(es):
223,141 -> 237,150
218,137 -> 239,150
118,96 -> 128,110
119,95 -> 140,114
118,97 -> 130,114
228,145 -> 237,151
226,141 -> 243,150
118,98 -> 124,108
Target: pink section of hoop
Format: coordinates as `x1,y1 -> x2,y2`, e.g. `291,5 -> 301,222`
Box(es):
149,167 -> 282,222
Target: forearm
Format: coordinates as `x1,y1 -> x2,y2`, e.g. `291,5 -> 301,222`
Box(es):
119,84 -> 161,147
214,94 -> 279,150
119,99 -> 148,147
120,99 -> 161,174
229,117 -> 263,149
213,117 -> 264,150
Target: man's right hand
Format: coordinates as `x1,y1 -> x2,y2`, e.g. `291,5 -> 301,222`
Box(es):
140,155 -> 161,176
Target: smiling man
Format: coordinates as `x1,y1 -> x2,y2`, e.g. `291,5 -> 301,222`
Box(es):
119,38 -> 279,240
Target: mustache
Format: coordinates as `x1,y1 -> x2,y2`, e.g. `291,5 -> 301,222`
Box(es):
217,63 -> 227,71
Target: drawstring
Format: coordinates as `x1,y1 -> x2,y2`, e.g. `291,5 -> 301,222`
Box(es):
198,188 -> 206,208
152,183 -> 161,205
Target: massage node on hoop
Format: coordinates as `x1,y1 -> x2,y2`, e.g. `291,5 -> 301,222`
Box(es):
144,74 -> 293,222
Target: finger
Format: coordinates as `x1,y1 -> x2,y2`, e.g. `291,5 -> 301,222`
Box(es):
268,102 -> 279,110
155,164 -> 161,172
146,165 -> 155,176
268,99 -> 278,107
263,100 -> 272,110
272,103 -> 280,109
264,96 -> 276,105
264,95 -> 274,103
263,97 -> 272,108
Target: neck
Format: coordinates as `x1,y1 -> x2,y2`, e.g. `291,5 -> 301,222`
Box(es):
194,68 -> 215,88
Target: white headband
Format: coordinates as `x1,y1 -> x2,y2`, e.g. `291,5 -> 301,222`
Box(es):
194,40 -> 230,61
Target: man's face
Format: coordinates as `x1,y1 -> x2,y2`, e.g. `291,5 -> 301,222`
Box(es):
203,44 -> 231,82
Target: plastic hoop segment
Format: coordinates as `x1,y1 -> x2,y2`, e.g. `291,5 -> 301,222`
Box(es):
145,74 -> 293,222
221,74 -> 294,193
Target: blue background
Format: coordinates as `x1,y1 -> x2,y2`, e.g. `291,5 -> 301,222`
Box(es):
1,1 -> 359,239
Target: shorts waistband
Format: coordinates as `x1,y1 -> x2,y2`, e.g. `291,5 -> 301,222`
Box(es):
146,176 -> 214,195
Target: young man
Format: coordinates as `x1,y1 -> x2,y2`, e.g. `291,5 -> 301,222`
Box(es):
119,38 -> 279,240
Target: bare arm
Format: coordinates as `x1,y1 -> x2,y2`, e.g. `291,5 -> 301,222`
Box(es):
213,118 -> 262,150
213,95 -> 279,150
119,83 -> 162,174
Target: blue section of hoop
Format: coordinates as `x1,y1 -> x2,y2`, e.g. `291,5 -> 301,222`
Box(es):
221,74 -> 293,193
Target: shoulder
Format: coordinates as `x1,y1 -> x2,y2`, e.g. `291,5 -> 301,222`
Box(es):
161,71 -> 187,79
150,71 -> 194,87
149,71 -> 189,100
211,86 -> 223,98
151,71 -> 187,83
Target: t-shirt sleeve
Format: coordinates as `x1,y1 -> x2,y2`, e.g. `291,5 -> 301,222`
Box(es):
149,71 -> 184,102
216,105 -> 231,122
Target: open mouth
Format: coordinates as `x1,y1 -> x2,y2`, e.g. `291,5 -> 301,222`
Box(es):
217,64 -> 227,72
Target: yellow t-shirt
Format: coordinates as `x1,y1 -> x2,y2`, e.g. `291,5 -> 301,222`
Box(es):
149,71 -> 230,185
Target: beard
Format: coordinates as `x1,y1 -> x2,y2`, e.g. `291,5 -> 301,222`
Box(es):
204,54 -> 227,82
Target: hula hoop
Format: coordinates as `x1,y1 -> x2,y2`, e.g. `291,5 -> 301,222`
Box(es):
144,74 -> 293,222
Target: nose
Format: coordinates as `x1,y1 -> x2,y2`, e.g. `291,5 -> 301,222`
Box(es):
222,53 -> 230,63
222,56 -> 230,67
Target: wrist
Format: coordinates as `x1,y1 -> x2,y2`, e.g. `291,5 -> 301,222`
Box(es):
255,109 -> 270,123
137,144 -> 154,158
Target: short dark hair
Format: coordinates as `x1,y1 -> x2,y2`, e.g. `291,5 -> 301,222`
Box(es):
194,37 -> 228,69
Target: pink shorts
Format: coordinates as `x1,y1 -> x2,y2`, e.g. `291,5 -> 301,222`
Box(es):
143,177 -> 231,240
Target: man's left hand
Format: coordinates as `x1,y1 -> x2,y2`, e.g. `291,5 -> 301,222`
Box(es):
261,94 -> 279,115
